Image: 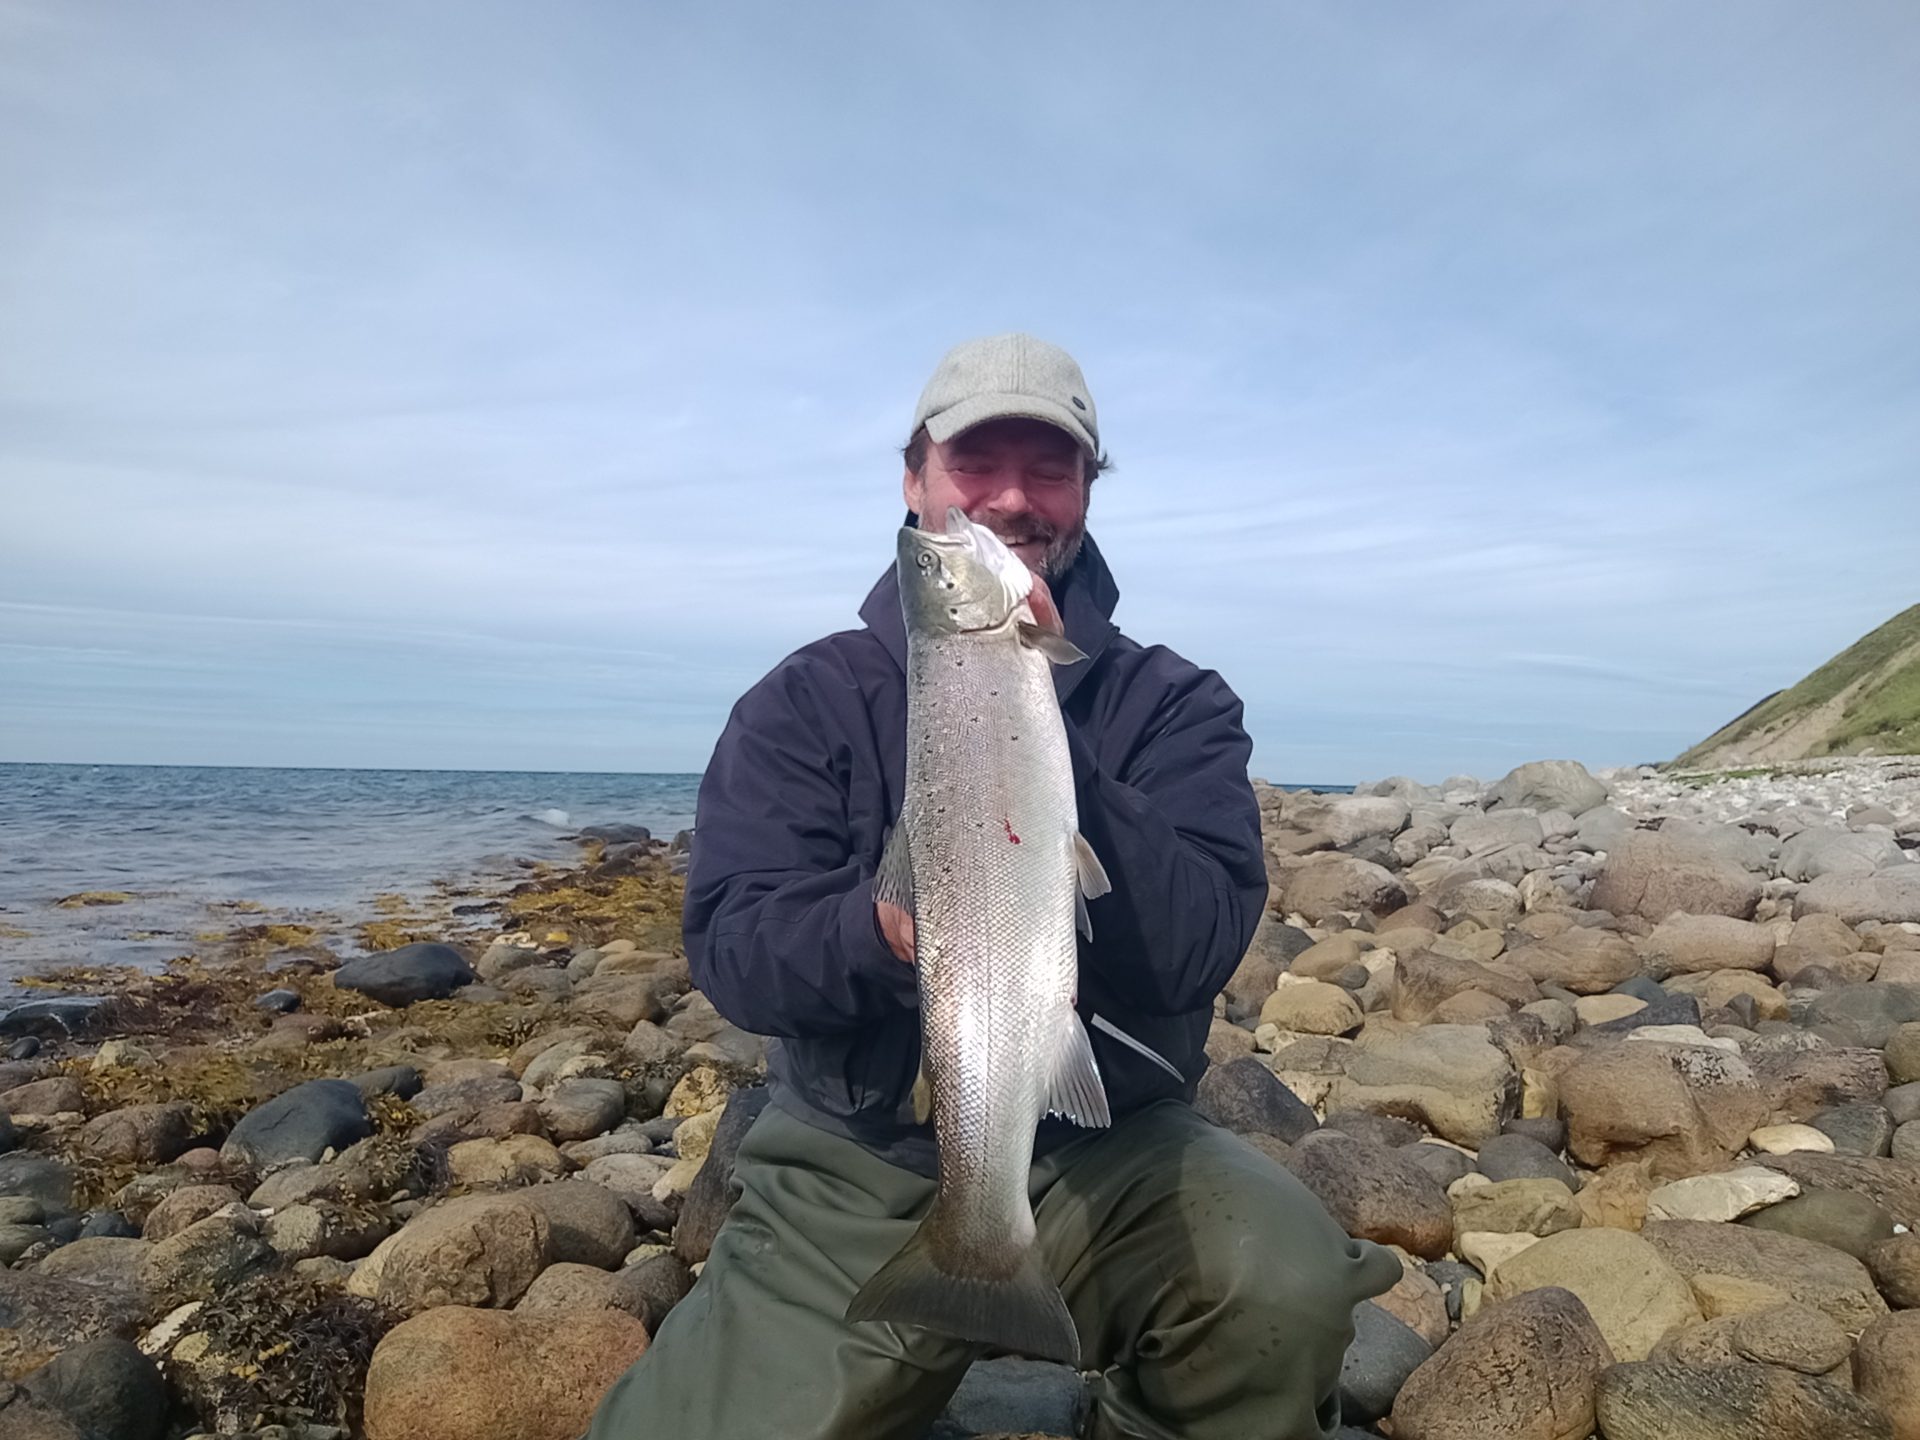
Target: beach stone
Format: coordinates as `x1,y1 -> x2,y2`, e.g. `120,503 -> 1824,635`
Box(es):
1590,832 -> 1764,922
1,1077 -> 85,1118
1223,915 -> 1313,1021
1194,1056 -> 1319,1142
375,1193 -> 552,1313
446,1134 -> 568,1188
1259,978 -> 1362,1036
1752,1047 -> 1890,1121
1486,760 -> 1607,817
1373,1256 -> 1449,1347
1885,1023 -> 1920,1086
1797,868 -> 1920,925
1392,949 -> 1540,1023
1574,992 -> 1704,1043
1390,1285 -> 1614,1440
1505,929 -> 1641,995
1643,1218 -> 1888,1331
1641,915 -> 1776,975
513,1259 -> 621,1313
1338,1299 -> 1432,1423
1867,1233 -> 1920,1308
1452,1178 -> 1580,1237
608,1250 -> 693,1332
332,941 -> 477,1006
141,1185 -> 242,1241
0,1195 -> 41,1225
1895,1121 -> 1920,1161
1321,1110 -> 1422,1148
1283,1130 -> 1453,1259
1805,984 -> 1920,1049
17,1336 -> 165,1440
1402,1142 -> 1476,1190
1812,1103 -> 1897,1157
1460,1229 -> 1543,1278
1891,1082 -> 1920,1125
221,1078 -> 371,1171
139,1209 -> 275,1304
1475,1133 -> 1578,1190
0,1270 -> 148,1376
425,1057 -> 515,1087
363,1305 -> 648,1440
1325,1024 -> 1519,1148
673,1086 -> 772,1266
1750,1152 -> 1920,1226
1732,1300 -> 1851,1374
1594,1359 -> 1893,1440
253,986 -> 301,1013
1452,810 -> 1546,855
1276,854 -> 1412,923
580,1152 -> 675,1209
1486,1228 -> 1700,1360
570,973 -> 675,1029
0,1222 -> 49,1264
410,1075 -> 525,1119
1782,827 -> 1909,881
1558,1041 -> 1768,1180
79,1104 -> 196,1171
1742,1188 -> 1899,1260
1574,993 -> 1646,1026
263,1200 -> 391,1262
1648,1166 -> 1799,1223
516,1179 -> 635,1269
537,1078 -> 627,1143
352,1064 -> 423,1100
929,1356 -> 1090,1440
1853,1311 -> 1920,1439
0,997 -> 113,1040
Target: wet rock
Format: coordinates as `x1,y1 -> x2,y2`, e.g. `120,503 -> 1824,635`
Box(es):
1485,1227 -> 1701,1361
1195,1057 -> 1319,1142
1283,1130 -> 1454,1260
1594,1359 -> 1893,1440
331,941 -> 477,1006
1741,1188 -> 1899,1261
1642,1218 -> 1887,1332
78,1103 -> 195,1166
1390,1286 -> 1614,1440
1338,1299 -> 1432,1423
18,1336 -> 166,1440
253,987 -> 301,1014
363,1305 -> 648,1440
222,1079 -> 371,1171
0,997 -> 114,1039
929,1356 -> 1090,1440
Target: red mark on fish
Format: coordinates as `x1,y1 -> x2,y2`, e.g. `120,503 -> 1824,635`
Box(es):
1003,818 -> 1021,845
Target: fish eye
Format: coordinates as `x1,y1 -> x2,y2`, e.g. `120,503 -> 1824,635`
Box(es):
916,552 -> 937,572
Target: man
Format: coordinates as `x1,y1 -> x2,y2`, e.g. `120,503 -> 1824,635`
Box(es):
586,335 -> 1398,1440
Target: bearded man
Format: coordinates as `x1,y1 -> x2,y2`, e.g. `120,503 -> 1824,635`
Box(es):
585,333 -> 1397,1440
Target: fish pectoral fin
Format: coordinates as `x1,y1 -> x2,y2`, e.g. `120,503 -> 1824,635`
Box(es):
1090,1012 -> 1186,1083
1072,832 -> 1110,941
911,1063 -> 933,1126
1045,1009 -> 1111,1128
1016,622 -> 1088,666
875,822 -> 916,916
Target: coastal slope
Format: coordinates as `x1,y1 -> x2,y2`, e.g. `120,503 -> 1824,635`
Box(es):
1679,603 -> 1920,768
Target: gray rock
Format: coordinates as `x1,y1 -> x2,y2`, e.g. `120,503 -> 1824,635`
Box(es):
928,1356 -> 1089,1440
20,1337 -> 166,1440
0,1154 -> 75,1215
580,823 -> 652,844
222,1078 -> 371,1171
1594,1358 -> 1892,1440
1741,1189 -> 1899,1261
253,988 -> 301,1014
1590,833 -> 1763,922
1809,1103 -> 1896,1158
0,997 -> 113,1039
607,1251 -> 693,1333
1803,983 -> 1920,1049
518,1179 -> 635,1269
1340,1299 -> 1432,1423
1195,1058 -> 1320,1143
1486,760 -> 1607,818
1322,1111 -> 1423,1148
0,1223 -> 49,1264
1886,1082 -> 1920,1125
6,1036 -> 42,1059
674,1086 -> 773,1266
1795,868 -> 1920,925
331,942 -> 477,1006
351,1065 -> 423,1100
1402,1143 -> 1477,1191
1503,1115 -> 1568,1151
0,1271 -> 148,1375
1423,1260 -> 1478,1325
1284,1131 -> 1454,1260
0,1195 -> 42,1225
538,1078 -> 628,1143
140,1210 -> 276,1303
1781,828 -> 1909,882
1894,1120 -> 1920,1162
1575,806 -> 1636,852
0,1110 -> 13,1155
1476,1133 -> 1578,1191
409,1076 -> 524,1118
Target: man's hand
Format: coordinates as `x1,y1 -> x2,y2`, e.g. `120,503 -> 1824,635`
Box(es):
877,899 -> 916,965
1026,573 -> 1064,636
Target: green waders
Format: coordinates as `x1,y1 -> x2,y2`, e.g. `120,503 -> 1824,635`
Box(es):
585,1099 -> 1400,1440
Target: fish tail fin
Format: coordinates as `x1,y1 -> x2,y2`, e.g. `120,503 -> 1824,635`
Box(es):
845,1217 -> 1080,1366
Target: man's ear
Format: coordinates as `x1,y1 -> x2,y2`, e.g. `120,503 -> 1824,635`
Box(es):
903,466 -> 925,516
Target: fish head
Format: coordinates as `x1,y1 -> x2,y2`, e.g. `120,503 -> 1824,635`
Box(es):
897,506 -> 1033,635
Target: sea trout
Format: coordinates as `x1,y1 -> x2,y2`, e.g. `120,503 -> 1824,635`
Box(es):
844,506 -> 1112,1365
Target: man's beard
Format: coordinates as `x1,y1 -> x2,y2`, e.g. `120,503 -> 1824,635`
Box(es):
983,513 -> 1087,580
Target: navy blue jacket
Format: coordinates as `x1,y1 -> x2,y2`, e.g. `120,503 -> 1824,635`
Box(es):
683,532 -> 1268,1174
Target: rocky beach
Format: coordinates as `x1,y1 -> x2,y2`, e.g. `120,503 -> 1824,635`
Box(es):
4,757 -> 1920,1440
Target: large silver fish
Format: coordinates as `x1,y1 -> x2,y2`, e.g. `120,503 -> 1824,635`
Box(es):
845,507 -> 1113,1366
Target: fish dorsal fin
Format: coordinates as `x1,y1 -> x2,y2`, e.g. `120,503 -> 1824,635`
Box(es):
1018,623 -> 1087,666
876,823 -> 915,917
1045,1008 -> 1110,1128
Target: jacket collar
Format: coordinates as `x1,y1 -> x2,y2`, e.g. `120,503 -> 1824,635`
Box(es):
858,522 -> 1121,704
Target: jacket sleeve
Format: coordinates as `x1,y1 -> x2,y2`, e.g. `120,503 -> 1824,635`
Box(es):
682,659 -> 919,1039
1066,658 -> 1269,1016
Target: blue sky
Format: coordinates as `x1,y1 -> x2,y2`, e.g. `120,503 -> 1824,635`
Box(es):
2,2 -> 1916,783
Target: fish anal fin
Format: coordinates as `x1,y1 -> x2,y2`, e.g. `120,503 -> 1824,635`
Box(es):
846,1219 -> 1080,1366
1017,622 -> 1087,666
911,1063 -> 932,1126
1045,1008 -> 1110,1128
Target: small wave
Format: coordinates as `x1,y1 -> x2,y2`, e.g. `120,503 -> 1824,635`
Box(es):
528,808 -> 572,828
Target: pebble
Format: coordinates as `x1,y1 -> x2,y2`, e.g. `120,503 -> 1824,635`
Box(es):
1749,1122 -> 1837,1155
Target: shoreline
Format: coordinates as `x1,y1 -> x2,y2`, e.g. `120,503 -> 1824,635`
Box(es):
2,756 -> 1918,1438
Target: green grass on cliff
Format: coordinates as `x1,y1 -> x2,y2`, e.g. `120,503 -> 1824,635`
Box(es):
1679,603 -> 1920,764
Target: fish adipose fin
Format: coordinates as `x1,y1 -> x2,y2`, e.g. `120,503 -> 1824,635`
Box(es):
875,823 -> 915,916
1046,1008 -> 1111,1128
1090,1012 -> 1186,1083
1017,622 -> 1087,666
1073,831 -> 1111,941
846,1220 -> 1081,1366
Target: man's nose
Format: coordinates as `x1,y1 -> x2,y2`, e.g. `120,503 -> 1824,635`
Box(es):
985,477 -> 1031,514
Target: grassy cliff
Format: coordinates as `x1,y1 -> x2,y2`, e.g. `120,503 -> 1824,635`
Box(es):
1677,603 -> 1920,767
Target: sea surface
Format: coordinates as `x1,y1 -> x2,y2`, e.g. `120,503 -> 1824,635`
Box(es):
0,764 -> 702,992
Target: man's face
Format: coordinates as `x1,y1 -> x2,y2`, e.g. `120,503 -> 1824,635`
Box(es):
903,417 -> 1090,579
